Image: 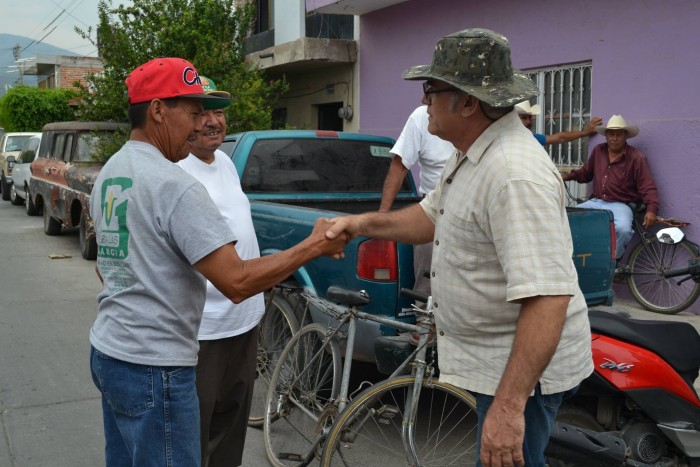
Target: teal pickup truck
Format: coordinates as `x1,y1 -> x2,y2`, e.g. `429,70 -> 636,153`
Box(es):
221,130 -> 615,363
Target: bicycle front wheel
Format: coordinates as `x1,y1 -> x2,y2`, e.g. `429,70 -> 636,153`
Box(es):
321,376 -> 478,466
264,323 -> 342,467
627,239 -> 700,314
249,290 -> 300,427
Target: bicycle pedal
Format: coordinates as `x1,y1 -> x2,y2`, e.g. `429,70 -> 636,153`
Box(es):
377,405 -> 399,424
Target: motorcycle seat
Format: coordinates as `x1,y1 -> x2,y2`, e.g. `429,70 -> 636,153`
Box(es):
589,309 -> 700,375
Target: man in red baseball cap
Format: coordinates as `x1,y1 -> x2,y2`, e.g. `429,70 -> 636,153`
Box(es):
89,58 -> 347,466
125,57 -> 229,110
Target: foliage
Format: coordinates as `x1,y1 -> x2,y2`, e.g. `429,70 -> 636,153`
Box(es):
0,87 -> 76,132
75,0 -> 288,133
91,128 -> 130,163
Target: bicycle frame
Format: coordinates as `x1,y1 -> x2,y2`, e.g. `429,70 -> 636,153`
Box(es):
299,292 -> 436,466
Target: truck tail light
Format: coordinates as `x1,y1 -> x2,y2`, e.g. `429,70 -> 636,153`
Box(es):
609,220 -> 617,260
357,239 -> 398,281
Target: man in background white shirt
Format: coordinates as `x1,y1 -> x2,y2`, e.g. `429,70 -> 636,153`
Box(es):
177,76 -> 263,467
379,105 -> 454,297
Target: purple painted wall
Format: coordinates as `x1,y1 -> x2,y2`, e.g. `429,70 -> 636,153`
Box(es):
357,0 -> 700,312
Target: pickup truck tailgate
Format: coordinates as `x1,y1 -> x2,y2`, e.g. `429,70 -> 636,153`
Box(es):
567,207 -> 615,306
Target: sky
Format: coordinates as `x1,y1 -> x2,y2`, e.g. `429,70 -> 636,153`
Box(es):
1,0 -> 132,58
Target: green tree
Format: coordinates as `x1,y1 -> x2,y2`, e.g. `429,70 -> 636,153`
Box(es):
0,87 -> 76,132
75,0 -> 287,132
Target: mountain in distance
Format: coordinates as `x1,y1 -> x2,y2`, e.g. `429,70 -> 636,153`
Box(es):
0,33 -> 81,97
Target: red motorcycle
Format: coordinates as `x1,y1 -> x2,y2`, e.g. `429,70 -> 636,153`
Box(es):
547,309 -> 700,466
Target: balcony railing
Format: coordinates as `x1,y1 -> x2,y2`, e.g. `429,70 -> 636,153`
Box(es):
306,13 -> 353,40
244,13 -> 354,55
244,29 -> 275,55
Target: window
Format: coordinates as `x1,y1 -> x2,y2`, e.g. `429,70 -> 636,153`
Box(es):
5,135 -> 33,152
19,138 -> 40,163
53,134 -> 66,160
254,0 -> 273,34
524,62 -> 593,169
62,134 -> 74,161
241,138 -> 407,193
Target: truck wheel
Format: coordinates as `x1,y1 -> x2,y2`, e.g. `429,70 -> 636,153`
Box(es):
79,212 -> 97,260
1,175 -> 10,201
10,184 -> 22,205
25,188 -> 40,216
43,204 -> 62,236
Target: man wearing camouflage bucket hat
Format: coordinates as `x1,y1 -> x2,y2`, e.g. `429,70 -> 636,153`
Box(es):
327,28 -> 592,467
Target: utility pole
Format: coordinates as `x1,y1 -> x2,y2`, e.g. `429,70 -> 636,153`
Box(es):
12,44 -> 23,86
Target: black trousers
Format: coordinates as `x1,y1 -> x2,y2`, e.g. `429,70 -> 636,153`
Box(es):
196,326 -> 258,467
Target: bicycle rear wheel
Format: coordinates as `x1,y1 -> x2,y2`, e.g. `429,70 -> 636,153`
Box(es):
627,239 -> 700,314
264,323 -> 342,466
248,290 -> 300,427
321,376 -> 478,466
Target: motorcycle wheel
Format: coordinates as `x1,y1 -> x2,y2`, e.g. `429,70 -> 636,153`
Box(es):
547,404 -> 604,467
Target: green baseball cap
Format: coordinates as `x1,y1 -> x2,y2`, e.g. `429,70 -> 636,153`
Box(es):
402,28 -> 537,108
198,75 -> 232,108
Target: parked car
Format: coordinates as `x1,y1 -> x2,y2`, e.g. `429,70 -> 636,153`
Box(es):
28,121 -> 128,260
0,132 -> 41,200
9,135 -> 42,211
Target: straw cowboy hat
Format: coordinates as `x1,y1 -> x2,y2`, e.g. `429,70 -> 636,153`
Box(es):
402,28 -> 537,108
595,115 -> 639,138
515,100 -> 541,116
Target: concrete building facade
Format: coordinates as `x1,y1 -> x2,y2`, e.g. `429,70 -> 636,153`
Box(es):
22,55 -> 103,92
245,0 -> 359,131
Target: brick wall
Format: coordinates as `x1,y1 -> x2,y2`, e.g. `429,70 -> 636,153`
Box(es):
58,63 -> 103,90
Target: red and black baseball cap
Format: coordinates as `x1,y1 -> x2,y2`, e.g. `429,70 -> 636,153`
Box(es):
125,58 -> 229,110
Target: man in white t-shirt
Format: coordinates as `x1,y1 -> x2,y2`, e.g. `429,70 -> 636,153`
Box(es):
177,76 -> 261,467
379,105 -> 454,297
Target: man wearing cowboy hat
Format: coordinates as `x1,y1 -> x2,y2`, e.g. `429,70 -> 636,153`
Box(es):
563,115 -> 658,259
515,100 -> 602,145
326,28 -> 592,467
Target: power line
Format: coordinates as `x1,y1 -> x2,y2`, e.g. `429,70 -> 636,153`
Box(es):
21,0 -> 91,54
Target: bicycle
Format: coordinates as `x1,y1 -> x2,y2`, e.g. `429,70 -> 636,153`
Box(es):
248,284 -> 306,427
615,202 -> 700,314
263,286 -> 478,466
563,181 -> 700,314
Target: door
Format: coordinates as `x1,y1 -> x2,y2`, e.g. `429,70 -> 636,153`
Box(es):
317,102 -> 343,131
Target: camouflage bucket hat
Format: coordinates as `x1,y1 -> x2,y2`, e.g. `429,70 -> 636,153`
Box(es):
402,28 -> 538,108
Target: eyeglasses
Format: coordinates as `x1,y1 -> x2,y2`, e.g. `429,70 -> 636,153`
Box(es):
422,82 -> 456,103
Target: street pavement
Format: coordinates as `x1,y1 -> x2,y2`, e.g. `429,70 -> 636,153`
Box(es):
0,198 -> 698,466
0,197 -> 268,466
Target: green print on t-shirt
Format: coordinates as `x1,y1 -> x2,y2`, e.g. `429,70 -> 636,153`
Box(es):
97,177 -> 133,260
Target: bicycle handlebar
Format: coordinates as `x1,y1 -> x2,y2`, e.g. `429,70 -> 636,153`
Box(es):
400,288 -> 429,303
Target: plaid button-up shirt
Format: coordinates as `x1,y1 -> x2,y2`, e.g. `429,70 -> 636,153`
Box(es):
420,110 -> 593,396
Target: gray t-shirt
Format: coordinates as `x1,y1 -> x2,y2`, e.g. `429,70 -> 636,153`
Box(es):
89,141 -> 236,366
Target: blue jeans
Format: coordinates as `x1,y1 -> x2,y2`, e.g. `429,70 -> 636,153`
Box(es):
474,384 -> 574,467
90,347 -> 201,467
577,198 -> 634,259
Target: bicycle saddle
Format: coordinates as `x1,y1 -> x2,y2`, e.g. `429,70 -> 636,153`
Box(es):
326,286 -> 371,307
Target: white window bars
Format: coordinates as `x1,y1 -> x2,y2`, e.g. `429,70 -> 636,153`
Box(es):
524,63 -> 593,205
